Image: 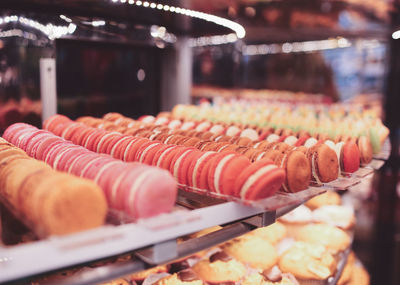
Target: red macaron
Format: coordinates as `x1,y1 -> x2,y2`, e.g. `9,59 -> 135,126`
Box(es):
234,158 -> 286,200
207,153 -> 251,195
341,142 -> 360,173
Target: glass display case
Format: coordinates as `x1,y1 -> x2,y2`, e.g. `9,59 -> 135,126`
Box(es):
0,1 -> 398,284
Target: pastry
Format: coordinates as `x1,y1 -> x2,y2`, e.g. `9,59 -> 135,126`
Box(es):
278,205 -> 312,237
279,242 -> 336,284
223,236 -> 278,271
153,269 -> 204,285
192,251 -> 247,284
312,205 -> 355,231
295,224 -> 351,254
247,221 -> 287,245
305,191 -> 341,210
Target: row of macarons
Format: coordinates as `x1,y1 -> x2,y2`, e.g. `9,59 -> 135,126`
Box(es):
85,111 -> 372,168
79,113 -> 363,189
43,114 -> 287,200
3,123 -> 178,219
131,112 -> 374,166
0,137 -> 107,236
70,114 -> 312,193
170,103 -> 388,154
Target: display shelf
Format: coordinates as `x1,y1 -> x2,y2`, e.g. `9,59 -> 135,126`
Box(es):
0,187 -> 325,284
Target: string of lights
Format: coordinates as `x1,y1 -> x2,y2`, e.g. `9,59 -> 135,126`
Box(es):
109,0 -> 246,39
0,15 -> 76,40
242,38 -> 352,55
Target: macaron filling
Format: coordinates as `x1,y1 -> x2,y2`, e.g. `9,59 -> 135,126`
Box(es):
311,152 -> 323,185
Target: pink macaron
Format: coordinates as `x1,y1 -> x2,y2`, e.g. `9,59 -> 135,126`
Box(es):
120,166 -> 177,218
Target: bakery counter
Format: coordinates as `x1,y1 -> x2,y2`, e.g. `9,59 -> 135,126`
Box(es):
9,188 -> 362,285
0,187 -> 325,284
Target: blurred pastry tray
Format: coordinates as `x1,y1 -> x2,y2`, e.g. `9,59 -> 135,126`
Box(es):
0,186 -> 326,284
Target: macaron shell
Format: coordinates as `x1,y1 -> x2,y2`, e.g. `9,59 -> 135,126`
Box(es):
244,167 -> 286,200
234,159 -> 269,196
358,136 -> 373,165
369,128 -> 381,154
189,151 -> 217,189
178,150 -> 203,185
168,147 -> 193,174
151,144 -> 175,166
315,144 -> 339,183
342,142 -> 360,173
157,146 -> 185,170
285,150 -> 311,192
111,165 -> 148,210
218,155 -> 251,195
295,136 -> 309,147
124,138 -> 151,162
134,141 -> 161,163
125,168 -> 177,219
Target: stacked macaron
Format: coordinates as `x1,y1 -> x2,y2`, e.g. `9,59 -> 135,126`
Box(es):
3,122 -> 177,219
43,115 -> 287,200
0,137 -> 107,236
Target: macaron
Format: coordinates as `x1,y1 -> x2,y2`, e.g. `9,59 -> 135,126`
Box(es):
252,141 -> 271,150
266,134 -> 280,143
295,136 -> 309,147
339,142 -> 360,173
357,136 -> 373,165
180,121 -> 196,130
240,129 -> 259,141
195,121 -> 212,132
120,166 -> 177,219
124,137 -> 151,162
169,147 -> 197,184
200,131 -> 215,140
234,159 -> 286,200
187,151 -> 217,189
225,126 -> 241,137
307,144 -> 339,184
209,124 -> 225,135
369,127 -> 381,154
43,114 -> 71,132
304,137 -> 319,148
275,150 -> 311,192
284,136 -> 298,146
133,141 -> 162,163
207,153 -> 251,195
156,145 -> 185,170
100,133 -> 125,154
